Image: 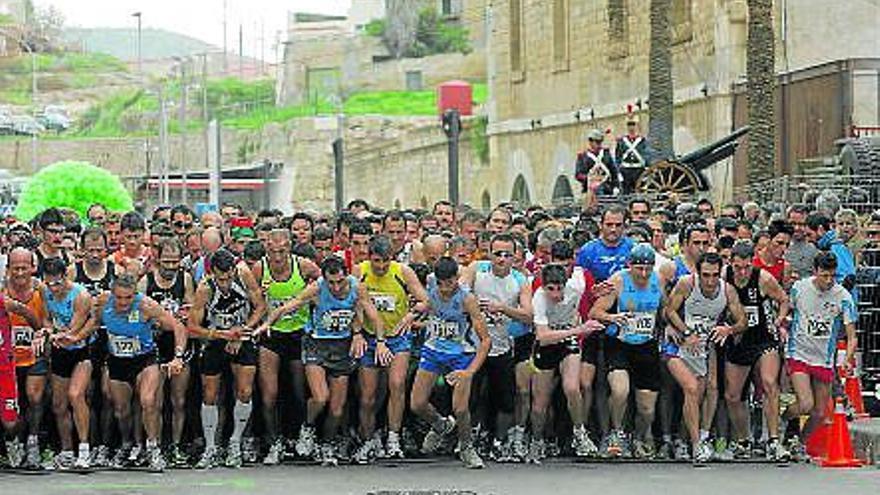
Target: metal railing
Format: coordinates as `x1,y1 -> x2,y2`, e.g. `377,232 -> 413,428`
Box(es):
733,174 -> 880,215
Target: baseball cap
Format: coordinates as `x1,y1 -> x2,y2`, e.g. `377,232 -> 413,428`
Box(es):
231,226 -> 256,240
628,243 -> 656,266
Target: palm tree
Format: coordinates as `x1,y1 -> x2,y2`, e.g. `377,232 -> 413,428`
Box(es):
648,0 -> 674,161
746,0 -> 776,185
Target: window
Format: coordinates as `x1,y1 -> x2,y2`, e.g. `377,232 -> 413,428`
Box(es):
510,0 -> 524,77
553,0 -> 570,70
607,0 -> 628,59
671,0 -> 693,44
405,70 -> 423,91
441,0 -> 453,16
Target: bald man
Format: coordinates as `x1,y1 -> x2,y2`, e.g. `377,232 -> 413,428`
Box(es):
193,228 -> 224,285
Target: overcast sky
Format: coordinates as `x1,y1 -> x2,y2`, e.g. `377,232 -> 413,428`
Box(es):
41,0 -> 352,59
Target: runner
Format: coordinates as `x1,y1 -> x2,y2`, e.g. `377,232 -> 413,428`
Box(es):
112,212 -> 151,278
409,256 -> 491,469
258,256 -> 383,466
352,235 -> 429,463
250,229 -> 320,465
40,257 -> 95,470
459,233 -> 532,461
664,252 -> 747,465
781,252 -> 857,455
33,208 -> 72,280
529,263 -> 604,463
0,284 -> 42,468
590,243 -> 670,459
188,248 -> 267,469
723,241 -> 791,461
139,238 -> 195,466
92,274 -> 188,472
5,247 -> 50,469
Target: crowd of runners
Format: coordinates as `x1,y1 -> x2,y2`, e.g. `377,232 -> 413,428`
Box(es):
0,193 -> 876,472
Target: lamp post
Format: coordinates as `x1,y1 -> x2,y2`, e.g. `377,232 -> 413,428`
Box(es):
132,12 -> 142,76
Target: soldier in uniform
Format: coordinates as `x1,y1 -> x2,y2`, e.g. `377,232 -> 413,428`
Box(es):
615,114 -> 650,194
575,129 -> 620,208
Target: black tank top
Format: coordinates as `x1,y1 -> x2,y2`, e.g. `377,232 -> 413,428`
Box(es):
35,248 -> 72,280
74,261 -> 116,296
724,265 -> 775,347
203,276 -> 251,330
146,270 -> 186,315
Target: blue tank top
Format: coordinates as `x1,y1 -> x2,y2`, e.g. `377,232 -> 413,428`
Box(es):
103,293 -> 156,357
607,271 -> 662,345
44,284 -> 88,350
673,256 -> 691,282
309,276 -> 358,340
424,278 -> 473,354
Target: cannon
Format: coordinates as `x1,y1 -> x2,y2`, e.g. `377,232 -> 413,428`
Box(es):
632,126 -> 750,196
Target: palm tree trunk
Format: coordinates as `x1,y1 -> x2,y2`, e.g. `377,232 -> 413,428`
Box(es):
746,0 -> 776,185
648,0 -> 674,161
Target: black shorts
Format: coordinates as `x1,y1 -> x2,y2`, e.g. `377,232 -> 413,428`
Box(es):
16,357 -> 49,377
726,340 -> 779,368
107,353 -> 158,386
260,331 -> 303,362
199,339 -> 259,376
533,337 -> 580,371
606,337 -> 661,392
302,335 -> 357,378
156,331 -> 199,364
479,352 -> 515,414
90,328 -> 109,365
50,347 -> 92,379
513,333 -> 535,364
580,333 -> 600,365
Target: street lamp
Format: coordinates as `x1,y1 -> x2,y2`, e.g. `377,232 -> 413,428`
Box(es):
132,12 -> 142,76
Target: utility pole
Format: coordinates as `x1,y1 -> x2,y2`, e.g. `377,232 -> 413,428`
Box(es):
442,109 -> 462,205
178,60 -> 188,205
158,87 -> 170,204
132,12 -> 142,76
238,23 -> 244,79
222,0 -> 228,74
260,19 -> 266,76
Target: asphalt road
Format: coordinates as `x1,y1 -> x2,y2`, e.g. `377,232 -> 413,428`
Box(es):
3,459 -> 878,495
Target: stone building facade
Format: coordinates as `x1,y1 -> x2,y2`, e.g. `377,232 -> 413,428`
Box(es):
483,0 -> 879,207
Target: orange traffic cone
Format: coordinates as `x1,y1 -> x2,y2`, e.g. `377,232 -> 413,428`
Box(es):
820,399 -> 864,468
805,398 -> 834,459
844,374 -> 868,419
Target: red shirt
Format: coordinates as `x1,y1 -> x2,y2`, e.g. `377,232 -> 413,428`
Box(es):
753,254 -> 785,284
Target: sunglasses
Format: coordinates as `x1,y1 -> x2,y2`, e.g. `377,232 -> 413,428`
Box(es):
46,279 -> 65,287
173,221 -> 193,229
45,227 -> 65,235
493,250 -> 514,259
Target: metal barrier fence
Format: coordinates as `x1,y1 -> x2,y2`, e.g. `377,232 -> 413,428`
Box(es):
732,174 -> 880,215
857,249 -> 880,406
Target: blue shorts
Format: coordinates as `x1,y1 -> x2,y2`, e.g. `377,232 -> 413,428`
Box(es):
360,333 -> 412,368
418,346 -> 474,375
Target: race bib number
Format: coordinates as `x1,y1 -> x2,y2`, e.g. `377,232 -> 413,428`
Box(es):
3,399 -> 18,415
685,314 -> 712,337
268,297 -> 287,311
806,317 -> 832,337
12,326 -> 33,347
212,313 -> 239,330
160,298 -> 181,315
108,334 -> 142,358
320,309 -> 355,334
684,335 -> 709,359
622,313 -> 655,337
370,293 -> 397,313
745,306 -> 760,328
427,318 -> 461,341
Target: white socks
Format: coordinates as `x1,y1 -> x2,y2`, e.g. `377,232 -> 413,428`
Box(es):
201,404 -> 219,449
230,400 -> 253,445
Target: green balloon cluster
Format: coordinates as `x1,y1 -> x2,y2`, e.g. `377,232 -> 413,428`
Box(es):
15,160 -> 133,221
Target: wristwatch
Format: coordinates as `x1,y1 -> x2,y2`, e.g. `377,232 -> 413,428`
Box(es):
174,348 -> 185,359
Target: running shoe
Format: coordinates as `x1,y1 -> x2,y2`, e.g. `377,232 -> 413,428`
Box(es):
385,431 -> 404,459
371,431 -> 386,459
127,444 -> 144,467
320,442 -> 338,467
421,416 -> 455,454
296,425 -> 317,458
91,445 -> 110,467
526,438 -> 545,465
510,426 -> 527,462
147,446 -> 166,473
733,439 -> 752,460
225,442 -> 243,468
5,439 -> 24,468
48,450 -> 74,471
73,447 -> 90,470
24,438 -> 41,469
604,430 -> 624,458
241,437 -> 258,464
169,444 -> 189,467
353,437 -> 377,465
673,438 -> 690,460
655,440 -> 673,460
111,444 -> 131,468
263,439 -> 283,466
459,442 -> 485,469
767,437 -> 790,463
694,440 -> 713,464
632,439 -> 656,460
572,425 -> 598,458
195,446 -> 218,469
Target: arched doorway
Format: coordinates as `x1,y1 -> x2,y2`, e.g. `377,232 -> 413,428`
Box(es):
552,175 -> 574,205
481,190 -> 491,212
511,175 -> 531,207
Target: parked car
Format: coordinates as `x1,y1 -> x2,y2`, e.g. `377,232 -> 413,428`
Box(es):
0,107 -> 13,135
37,105 -> 72,132
11,115 -> 45,136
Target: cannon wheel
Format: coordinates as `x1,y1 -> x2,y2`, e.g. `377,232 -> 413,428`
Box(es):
635,160 -> 702,195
